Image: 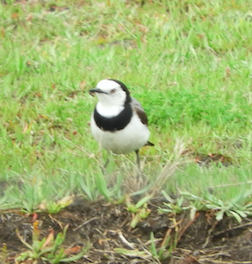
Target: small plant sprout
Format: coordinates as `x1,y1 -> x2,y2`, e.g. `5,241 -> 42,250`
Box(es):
0,243 -> 8,264
38,195 -> 74,214
15,221 -> 89,263
126,194 -> 152,228
149,232 -> 172,262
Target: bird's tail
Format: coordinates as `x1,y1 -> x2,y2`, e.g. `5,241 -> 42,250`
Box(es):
145,141 -> 154,147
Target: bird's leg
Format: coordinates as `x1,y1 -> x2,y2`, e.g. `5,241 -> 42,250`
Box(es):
104,156 -> 110,168
103,151 -> 111,169
135,149 -> 141,170
135,149 -> 144,186
97,149 -> 110,175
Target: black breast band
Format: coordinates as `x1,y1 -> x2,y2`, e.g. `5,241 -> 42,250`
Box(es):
94,104 -> 133,132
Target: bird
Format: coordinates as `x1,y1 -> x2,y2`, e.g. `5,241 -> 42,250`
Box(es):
89,79 -> 154,168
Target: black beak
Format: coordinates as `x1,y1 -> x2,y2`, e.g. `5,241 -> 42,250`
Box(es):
89,88 -> 107,96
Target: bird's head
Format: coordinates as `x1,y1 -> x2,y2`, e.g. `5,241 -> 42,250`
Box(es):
89,79 -> 131,108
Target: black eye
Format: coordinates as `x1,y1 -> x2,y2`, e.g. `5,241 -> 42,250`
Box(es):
110,89 -> 116,94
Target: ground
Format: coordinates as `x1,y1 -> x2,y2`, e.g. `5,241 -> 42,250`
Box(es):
1,198 -> 252,263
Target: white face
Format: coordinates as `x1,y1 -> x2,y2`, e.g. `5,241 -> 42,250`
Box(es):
95,79 -> 127,108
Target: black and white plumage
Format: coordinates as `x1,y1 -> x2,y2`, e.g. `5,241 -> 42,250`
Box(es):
89,79 -> 154,167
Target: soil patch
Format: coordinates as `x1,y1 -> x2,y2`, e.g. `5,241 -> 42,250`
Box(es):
0,198 -> 252,263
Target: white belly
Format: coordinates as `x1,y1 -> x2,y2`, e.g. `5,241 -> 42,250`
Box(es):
91,113 -> 150,154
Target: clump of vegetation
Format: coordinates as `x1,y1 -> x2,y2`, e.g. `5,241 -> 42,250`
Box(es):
15,221 -> 89,263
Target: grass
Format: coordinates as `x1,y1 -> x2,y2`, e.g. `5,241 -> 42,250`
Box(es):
15,221 -> 89,263
0,0 -> 252,217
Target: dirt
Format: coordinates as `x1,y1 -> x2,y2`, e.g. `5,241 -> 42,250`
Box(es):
0,198 -> 252,264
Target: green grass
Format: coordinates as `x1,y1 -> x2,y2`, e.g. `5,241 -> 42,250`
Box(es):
0,0 -> 252,216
